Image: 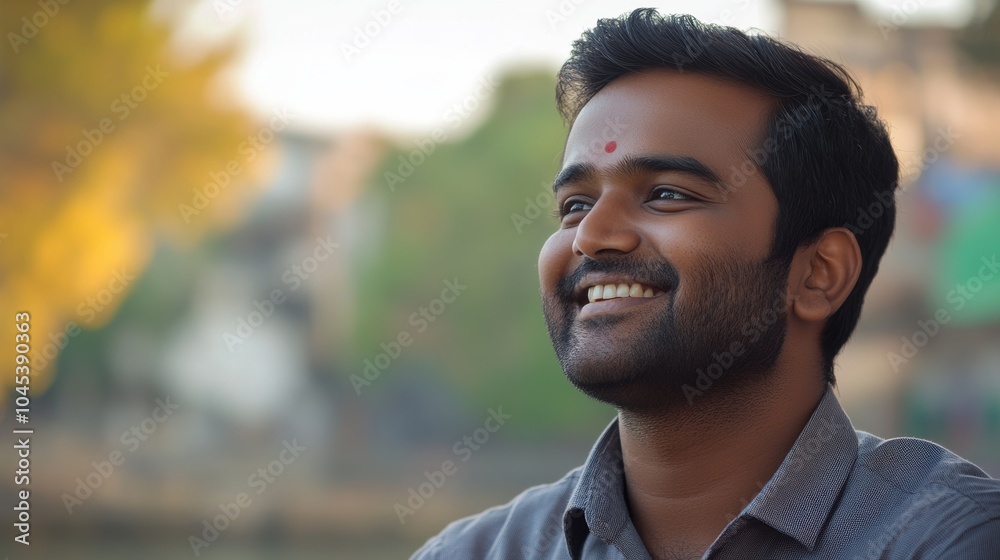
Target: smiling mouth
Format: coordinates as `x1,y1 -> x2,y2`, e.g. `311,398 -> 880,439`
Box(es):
586,282 -> 666,303
575,283 -> 668,319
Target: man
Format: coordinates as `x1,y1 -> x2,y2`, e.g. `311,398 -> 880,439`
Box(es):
412,9 -> 1000,559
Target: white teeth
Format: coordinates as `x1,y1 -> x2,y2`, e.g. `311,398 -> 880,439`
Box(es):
587,282 -> 664,303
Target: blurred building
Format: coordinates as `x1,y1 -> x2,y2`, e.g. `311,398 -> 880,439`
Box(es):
12,3 -> 1000,558
783,0 -> 1000,473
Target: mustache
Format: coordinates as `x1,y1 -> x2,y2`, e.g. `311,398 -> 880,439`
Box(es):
556,256 -> 680,301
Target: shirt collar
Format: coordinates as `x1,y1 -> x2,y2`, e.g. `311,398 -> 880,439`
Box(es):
739,386 -> 858,550
562,386 -> 858,556
563,417 -> 627,556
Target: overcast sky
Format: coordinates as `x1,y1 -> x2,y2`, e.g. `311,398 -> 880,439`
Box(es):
167,0 -> 976,134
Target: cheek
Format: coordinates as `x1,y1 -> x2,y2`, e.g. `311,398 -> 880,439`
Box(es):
725,181 -> 779,257
538,231 -> 571,290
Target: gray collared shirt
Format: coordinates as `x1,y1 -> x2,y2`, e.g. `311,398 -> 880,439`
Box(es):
411,388 -> 1000,559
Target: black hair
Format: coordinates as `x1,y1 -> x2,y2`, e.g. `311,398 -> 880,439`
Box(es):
556,9 -> 900,384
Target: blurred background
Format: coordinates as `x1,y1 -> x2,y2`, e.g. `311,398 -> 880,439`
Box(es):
2,0 -> 1000,557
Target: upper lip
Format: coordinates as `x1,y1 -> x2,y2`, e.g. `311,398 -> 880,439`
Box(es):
572,273 -> 669,304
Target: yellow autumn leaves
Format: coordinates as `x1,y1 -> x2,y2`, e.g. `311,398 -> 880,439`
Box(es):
0,0 -> 265,401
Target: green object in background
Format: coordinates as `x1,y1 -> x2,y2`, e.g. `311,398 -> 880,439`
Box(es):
355,70 -> 613,438
934,184 -> 1000,326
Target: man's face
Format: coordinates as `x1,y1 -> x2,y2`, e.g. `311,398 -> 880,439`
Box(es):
539,70 -> 790,412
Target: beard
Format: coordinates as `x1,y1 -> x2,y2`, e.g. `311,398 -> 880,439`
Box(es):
541,250 -> 790,414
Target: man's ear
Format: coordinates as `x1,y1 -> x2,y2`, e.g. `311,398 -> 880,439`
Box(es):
787,228 -> 862,323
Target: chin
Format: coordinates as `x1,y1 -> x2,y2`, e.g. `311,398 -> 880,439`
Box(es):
558,353 -> 698,412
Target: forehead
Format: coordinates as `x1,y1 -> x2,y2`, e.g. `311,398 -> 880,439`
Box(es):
563,70 -> 774,170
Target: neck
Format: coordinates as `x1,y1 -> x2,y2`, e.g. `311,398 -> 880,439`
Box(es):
617,369 -> 827,558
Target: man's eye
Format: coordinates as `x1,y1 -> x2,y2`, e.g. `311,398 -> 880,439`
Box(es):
649,186 -> 692,201
557,199 -> 592,217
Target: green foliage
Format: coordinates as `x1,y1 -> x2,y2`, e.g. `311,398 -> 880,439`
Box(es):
354,70 -> 612,437
0,0 -> 255,393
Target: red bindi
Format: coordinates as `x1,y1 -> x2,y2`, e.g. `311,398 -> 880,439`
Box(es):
604,141 -> 617,153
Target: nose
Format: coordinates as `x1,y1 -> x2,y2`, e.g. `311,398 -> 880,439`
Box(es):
572,196 -> 641,258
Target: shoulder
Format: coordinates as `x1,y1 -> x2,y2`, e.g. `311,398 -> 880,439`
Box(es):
857,430 -> 1000,509
853,431 -> 1000,555
409,467 -> 581,560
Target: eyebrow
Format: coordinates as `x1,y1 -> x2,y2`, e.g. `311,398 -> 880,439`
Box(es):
551,154 -> 728,196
